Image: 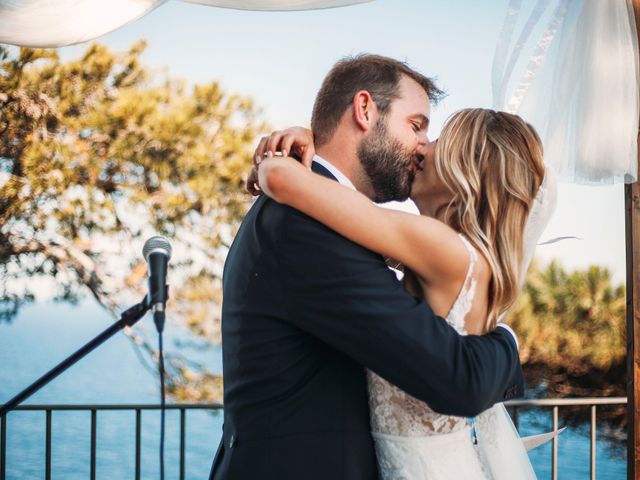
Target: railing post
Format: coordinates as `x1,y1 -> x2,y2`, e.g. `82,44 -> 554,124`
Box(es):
552,406 -> 558,480
180,408 -> 186,480
45,410 -> 51,480
1,413 -> 6,480
90,409 -> 96,480
590,405 -> 596,480
135,409 -> 141,480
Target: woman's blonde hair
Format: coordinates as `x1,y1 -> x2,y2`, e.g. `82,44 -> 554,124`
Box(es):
434,108 -> 545,332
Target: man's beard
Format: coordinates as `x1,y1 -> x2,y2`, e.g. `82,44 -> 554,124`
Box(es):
358,119 -> 416,203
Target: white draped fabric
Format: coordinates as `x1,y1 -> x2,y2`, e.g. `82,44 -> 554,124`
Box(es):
493,0 -> 640,184
0,0 -> 166,48
0,0 -> 371,47
183,0 -> 370,10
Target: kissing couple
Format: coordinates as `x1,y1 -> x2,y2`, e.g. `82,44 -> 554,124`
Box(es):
210,54 -> 556,479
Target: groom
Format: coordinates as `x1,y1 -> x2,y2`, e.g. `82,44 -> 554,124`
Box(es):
209,54 -> 524,479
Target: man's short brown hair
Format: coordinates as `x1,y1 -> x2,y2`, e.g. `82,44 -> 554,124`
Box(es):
311,54 -> 444,147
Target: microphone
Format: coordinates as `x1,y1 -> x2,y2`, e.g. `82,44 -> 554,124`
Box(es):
142,236 -> 172,333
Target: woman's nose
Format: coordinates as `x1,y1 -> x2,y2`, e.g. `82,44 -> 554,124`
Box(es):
418,139 -> 434,155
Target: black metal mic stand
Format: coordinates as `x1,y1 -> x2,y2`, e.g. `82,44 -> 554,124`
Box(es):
0,297 -> 150,418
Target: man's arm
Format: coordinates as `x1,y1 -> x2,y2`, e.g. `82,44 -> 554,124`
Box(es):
276,206 -> 523,417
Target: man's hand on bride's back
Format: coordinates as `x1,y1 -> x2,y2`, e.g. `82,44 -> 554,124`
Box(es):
246,127 -> 315,195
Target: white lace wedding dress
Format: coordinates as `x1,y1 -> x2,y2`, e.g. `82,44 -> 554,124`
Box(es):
367,235 -> 536,479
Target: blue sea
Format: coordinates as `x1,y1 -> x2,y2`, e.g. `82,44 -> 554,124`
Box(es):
0,302 -> 626,479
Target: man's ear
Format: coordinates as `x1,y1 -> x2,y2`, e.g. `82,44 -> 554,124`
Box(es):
352,90 -> 377,132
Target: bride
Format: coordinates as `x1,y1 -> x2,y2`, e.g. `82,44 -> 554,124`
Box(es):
251,108 -> 555,479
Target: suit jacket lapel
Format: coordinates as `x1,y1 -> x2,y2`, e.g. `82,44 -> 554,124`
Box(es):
311,161 -> 338,181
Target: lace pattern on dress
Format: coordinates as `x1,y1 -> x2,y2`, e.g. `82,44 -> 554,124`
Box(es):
367,234 -> 479,437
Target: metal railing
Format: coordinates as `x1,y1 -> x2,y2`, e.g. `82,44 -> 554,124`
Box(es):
0,403 -> 223,480
505,396 -> 627,480
0,398 -> 627,480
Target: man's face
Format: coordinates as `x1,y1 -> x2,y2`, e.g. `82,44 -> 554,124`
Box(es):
358,75 -> 430,203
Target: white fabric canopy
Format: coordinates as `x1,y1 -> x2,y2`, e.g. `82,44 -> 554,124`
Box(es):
0,0 -> 166,48
493,0 -> 640,184
0,0 -> 371,47
184,0 -> 370,10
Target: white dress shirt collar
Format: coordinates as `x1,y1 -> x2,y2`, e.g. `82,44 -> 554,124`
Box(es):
313,155 -> 356,191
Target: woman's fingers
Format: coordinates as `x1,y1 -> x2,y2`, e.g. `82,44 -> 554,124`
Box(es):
279,134 -> 298,159
284,127 -> 314,167
254,127 -> 315,169
254,136 -> 270,164
266,131 -> 285,156
246,166 -> 261,196
300,144 -> 315,168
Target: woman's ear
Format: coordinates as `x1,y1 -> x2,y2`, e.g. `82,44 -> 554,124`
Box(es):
352,90 -> 377,132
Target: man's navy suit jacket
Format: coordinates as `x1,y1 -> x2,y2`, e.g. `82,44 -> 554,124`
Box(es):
209,163 -> 523,480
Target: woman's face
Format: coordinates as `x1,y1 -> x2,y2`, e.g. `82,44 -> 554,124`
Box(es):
410,139 -> 450,207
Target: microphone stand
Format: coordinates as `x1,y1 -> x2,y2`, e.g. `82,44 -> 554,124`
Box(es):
0,297 -> 150,417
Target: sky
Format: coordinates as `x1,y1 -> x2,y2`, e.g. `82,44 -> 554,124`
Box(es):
55,0 -> 628,284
